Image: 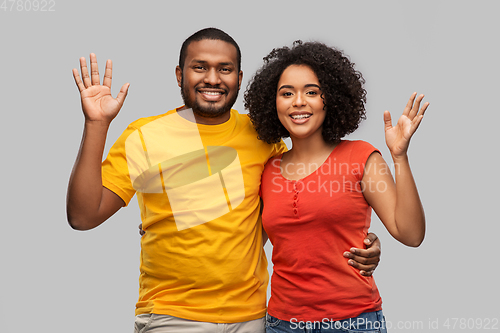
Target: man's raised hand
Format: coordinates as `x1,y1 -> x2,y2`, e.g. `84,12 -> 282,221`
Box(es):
72,53 -> 129,124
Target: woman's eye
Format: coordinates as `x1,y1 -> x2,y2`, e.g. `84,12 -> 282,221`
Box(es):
282,92 -> 293,97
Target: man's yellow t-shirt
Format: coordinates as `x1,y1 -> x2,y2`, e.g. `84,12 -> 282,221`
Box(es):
101,108 -> 286,323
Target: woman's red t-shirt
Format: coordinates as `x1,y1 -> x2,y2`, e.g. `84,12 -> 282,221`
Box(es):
261,140 -> 383,322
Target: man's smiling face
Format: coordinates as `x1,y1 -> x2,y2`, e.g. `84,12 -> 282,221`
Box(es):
176,39 -> 243,124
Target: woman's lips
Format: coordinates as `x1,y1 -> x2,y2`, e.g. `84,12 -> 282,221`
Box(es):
289,112 -> 312,124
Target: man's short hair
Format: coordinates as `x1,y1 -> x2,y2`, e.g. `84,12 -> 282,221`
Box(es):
179,27 -> 242,72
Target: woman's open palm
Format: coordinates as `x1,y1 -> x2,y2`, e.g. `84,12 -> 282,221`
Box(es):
384,92 -> 429,158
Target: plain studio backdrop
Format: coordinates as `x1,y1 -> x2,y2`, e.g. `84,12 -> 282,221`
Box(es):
1,1 -> 498,332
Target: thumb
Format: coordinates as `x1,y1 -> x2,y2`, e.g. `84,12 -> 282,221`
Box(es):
364,232 -> 378,246
116,83 -> 130,106
383,110 -> 392,132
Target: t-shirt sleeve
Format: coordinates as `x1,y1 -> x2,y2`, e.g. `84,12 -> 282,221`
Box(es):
349,140 -> 381,181
259,154 -> 277,198
101,124 -> 139,206
260,140 -> 287,197
272,139 -> 288,157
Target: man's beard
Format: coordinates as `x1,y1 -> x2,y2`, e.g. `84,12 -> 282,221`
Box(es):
181,78 -> 238,119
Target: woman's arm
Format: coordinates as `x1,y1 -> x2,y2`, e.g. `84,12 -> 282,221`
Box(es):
362,93 -> 429,247
362,153 -> 425,247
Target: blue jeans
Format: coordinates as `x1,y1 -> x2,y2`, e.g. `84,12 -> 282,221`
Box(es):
265,310 -> 387,333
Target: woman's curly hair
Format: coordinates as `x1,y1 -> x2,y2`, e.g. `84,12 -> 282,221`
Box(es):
244,41 -> 367,144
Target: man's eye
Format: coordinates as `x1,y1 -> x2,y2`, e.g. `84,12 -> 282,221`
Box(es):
194,66 -> 205,70
220,68 -> 232,73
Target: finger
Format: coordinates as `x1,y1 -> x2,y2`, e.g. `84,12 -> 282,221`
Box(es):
410,114 -> 425,136
102,59 -> 113,89
116,83 -> 130,106
418,101 -> 430,117
403,92 -> 417,117
360,270 -> 374,277
364,232 -> 378,246
409,94 -> 424,120
347,258 -> 379,275
410,102 -> 429,134
372,236 -> 381,252
383,110 -> 392,132
72,68 -> 86,93
90,53 -> 100,86
344,250 -> 380,265
79,57 -> 92,88
348,244 -> 381,259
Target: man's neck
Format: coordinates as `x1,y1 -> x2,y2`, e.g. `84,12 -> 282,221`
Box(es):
177,106 -> 231,125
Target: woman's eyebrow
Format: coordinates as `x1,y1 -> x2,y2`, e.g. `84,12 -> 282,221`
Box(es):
304,84 -> 321,89
278,84 -> 294,91
278,83 -> 321,91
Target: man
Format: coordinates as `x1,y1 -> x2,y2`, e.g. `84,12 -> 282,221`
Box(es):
67,28 -> 381,333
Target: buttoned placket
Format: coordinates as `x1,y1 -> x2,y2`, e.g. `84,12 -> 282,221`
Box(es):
292,181 -> 300,217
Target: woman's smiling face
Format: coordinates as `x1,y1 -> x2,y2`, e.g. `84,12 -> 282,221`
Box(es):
276,64 -> 326,141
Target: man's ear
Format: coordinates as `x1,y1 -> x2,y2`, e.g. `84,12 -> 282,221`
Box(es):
238,70 -> 243,90
175,66 -> 183,87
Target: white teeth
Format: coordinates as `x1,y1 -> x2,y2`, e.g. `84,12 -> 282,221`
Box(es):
291,114 -> 311,119
202,91 -> 223,95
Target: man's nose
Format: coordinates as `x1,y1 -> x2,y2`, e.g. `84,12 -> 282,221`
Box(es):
204,68 -> 221,85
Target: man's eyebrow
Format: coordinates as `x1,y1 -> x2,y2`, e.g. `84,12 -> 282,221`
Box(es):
190,60 -> 235,66
278,84 -> 321,91
191,60 -> 208,65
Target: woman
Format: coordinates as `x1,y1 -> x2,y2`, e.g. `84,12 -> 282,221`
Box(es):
245,41 -> 428,332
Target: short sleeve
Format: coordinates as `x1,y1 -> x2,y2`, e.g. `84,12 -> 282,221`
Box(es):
349,141 -> 381,181
272,140 -> 288,157
101,124 -> 139,206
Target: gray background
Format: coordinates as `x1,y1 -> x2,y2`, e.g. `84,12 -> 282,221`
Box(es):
1,1 -> 498,332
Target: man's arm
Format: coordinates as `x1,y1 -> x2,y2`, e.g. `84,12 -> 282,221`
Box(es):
66,54 -> 129,230
343,233 -> 381,276
138,228 -> 380,277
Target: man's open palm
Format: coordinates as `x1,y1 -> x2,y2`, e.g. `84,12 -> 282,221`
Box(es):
73,53 -> 129,123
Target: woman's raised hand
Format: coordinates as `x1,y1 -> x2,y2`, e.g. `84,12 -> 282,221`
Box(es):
73,53 -> 129,124
384,92 -> 429,158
